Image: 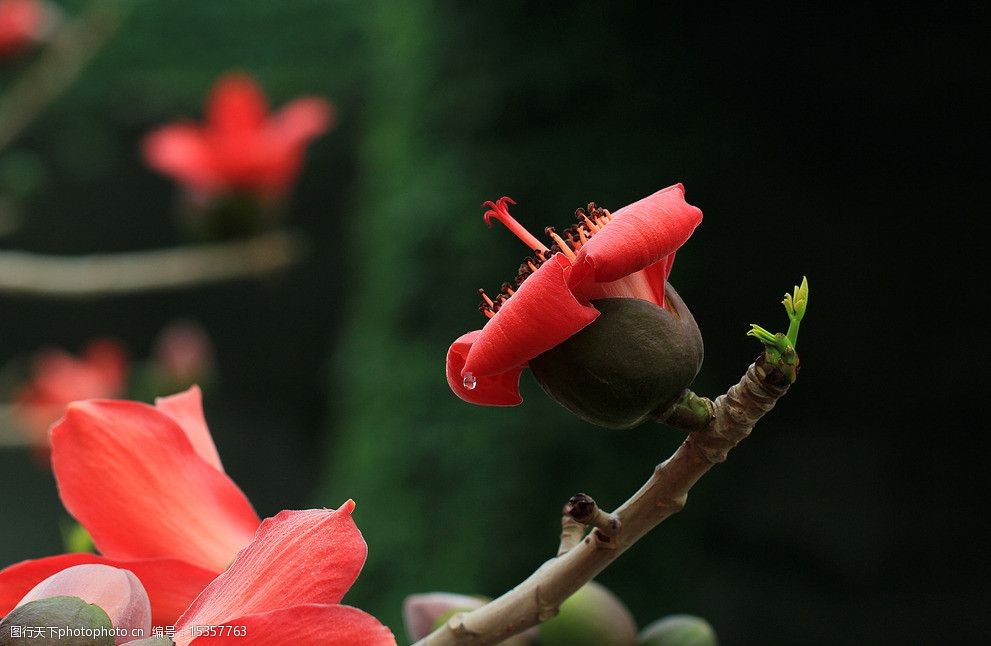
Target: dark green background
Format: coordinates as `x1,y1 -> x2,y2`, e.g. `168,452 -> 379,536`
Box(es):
0,2 -> 982,644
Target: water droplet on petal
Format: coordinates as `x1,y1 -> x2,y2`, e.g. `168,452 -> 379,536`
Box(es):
463,373 -> 477,390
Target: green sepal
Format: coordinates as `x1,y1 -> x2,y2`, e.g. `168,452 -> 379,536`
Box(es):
0,596 -> 114,645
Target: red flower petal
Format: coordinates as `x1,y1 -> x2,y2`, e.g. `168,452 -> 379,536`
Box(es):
271,97 -> 334,146
185,605 -> 395,646
446,330 -> 524,406
155,386 -> 223,472
206,74 -> 269,133
142,124 -> 221,191
0,554 -> 216,628
176,504 -> 366,633
463,253 -> 599,379
51,400 -> 260,573
639,252 -> 678,308
569,184 -> 702,301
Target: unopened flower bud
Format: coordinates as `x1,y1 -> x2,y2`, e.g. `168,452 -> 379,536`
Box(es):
9,564 -> 151,645
530,285 -> 703,429
403,593 -> 486,642
403,593 -> 534,644
539,582 -> 638,646
637,615 -> 718,646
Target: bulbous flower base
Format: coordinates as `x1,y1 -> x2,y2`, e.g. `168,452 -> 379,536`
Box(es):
529,283 -> 703,429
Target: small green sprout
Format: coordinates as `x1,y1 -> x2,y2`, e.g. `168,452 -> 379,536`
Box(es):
748,276 -> 808,382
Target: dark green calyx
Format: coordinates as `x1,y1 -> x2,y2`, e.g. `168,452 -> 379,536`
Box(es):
0,596 -> 115,645
179,190 -> 282,240
529,284 -> 703,429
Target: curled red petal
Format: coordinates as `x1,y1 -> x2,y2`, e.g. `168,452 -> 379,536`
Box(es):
155,385 -> 224,472
569,184 -> 702,296
463,254 -> 599,379
446,330 -> 523,406
51,400 -> 260,573
0,554 -> 216,629
184,604 -> 395,646
176,503 -> 366,633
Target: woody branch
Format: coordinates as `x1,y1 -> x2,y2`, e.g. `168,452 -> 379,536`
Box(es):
416,355 -> 792,646
0,230 -> 308,297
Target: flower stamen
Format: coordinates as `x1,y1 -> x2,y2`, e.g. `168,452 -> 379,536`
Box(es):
579,211 -> 600,233
482,197 -> 550,253
545,227 -> 577,261
476,198 -> 614,319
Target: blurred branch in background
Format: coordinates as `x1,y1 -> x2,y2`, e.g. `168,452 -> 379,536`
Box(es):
0,1 -> 126,154
0,229 -> 308,297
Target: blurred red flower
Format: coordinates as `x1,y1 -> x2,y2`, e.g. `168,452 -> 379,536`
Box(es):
151,320 -> 215,389
1,387 -> 252,625
445,184 -> 702,406
0,387 -> 395,644
14,339 -> 128,455
0,0 -> 48,58
143,73 -> 333,199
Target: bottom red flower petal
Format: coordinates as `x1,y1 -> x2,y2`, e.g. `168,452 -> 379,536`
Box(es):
446,330 -> 524,406
185,604 -> 395,646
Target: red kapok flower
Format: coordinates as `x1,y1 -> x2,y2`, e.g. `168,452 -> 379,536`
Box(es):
13,339 -> 128,456
0,386 -> 256,626
0,0 -> 49,58
142,73 -> 333,199
0,387 -> 395,643
150,320 -> 215,391
446,184 -> 705,428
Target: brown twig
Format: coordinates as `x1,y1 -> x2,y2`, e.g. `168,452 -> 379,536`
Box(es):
556,513 -> 584,557
416,355 -> 791,646
0,230 -> 308,297
563,493 -> 621,539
